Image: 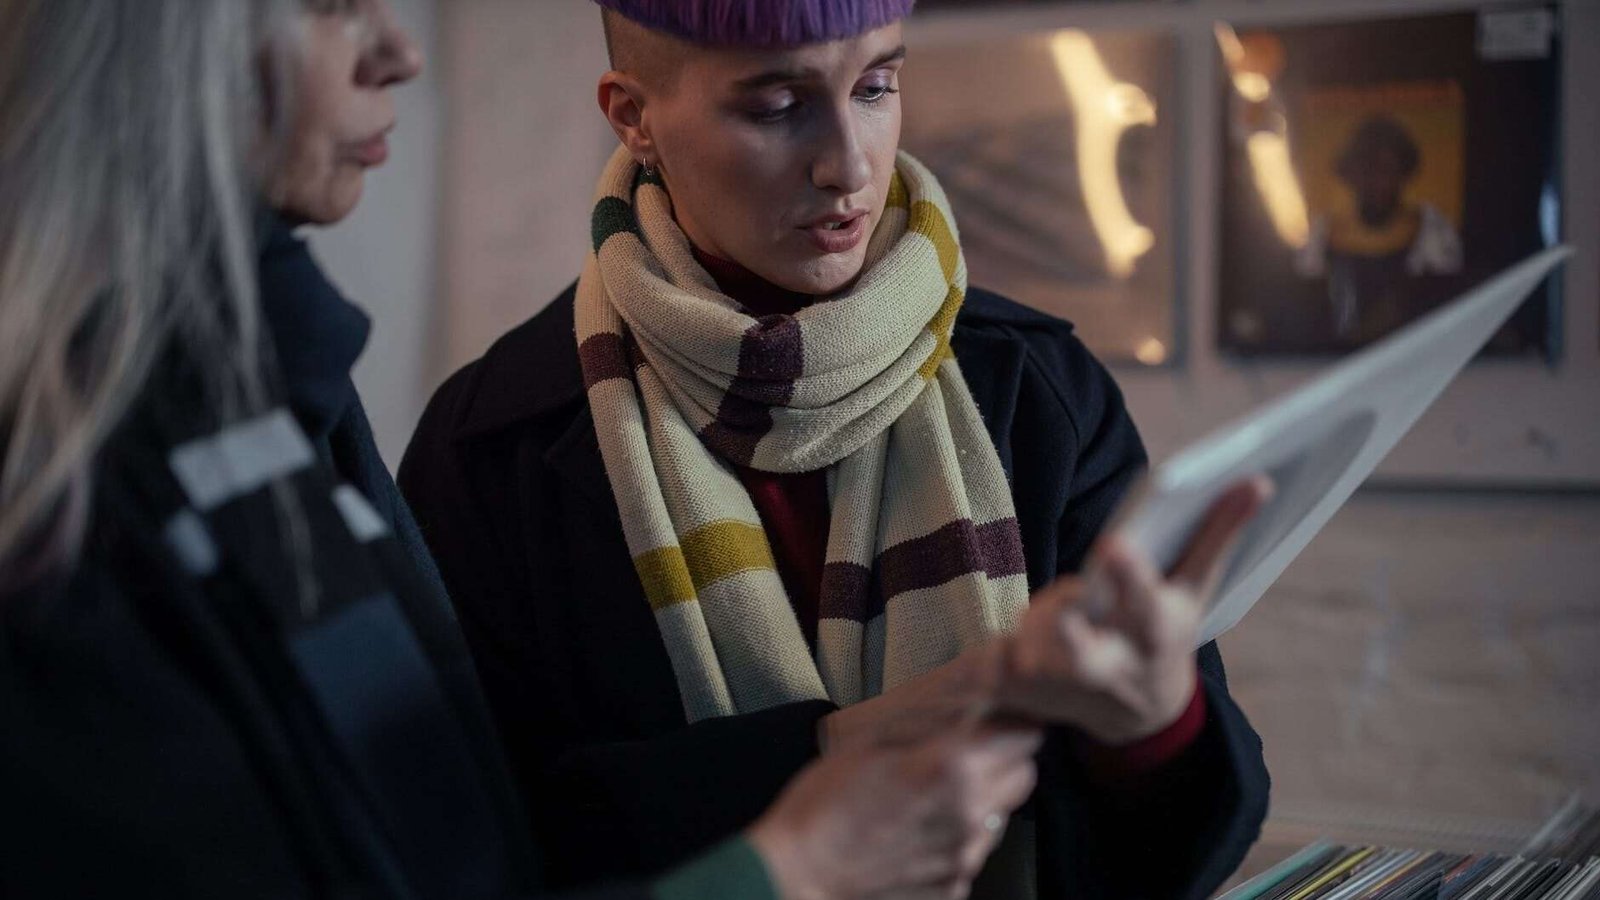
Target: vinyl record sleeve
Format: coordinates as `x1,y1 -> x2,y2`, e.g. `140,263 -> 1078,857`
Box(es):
1097,247 -> 1571,645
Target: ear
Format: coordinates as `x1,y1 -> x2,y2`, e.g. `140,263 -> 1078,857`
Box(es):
597,72 -> 656,168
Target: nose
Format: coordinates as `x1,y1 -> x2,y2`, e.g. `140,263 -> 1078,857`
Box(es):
357,0 -> 425,88
811,102 -> 873,197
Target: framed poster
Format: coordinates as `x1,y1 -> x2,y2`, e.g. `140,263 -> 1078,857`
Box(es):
899,27 -> 1181,365
1215,7 -> 1562,359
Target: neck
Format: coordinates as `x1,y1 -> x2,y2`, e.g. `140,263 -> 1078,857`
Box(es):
691,246 -> 813,318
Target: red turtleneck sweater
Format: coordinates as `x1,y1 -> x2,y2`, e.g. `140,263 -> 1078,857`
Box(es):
695,249 -> 832,650
693,247 -> 1204,777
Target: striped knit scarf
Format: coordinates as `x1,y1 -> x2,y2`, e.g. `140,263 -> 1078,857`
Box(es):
575,146 -> 1030,722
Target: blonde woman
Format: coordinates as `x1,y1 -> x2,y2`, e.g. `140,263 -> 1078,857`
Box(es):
0,2 -> 1040,897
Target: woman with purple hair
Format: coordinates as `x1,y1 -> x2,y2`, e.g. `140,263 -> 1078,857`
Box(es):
402,1 -> 1272,898
0,1 -> 1043,898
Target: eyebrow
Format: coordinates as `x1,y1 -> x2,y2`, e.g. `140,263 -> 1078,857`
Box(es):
732,45 -> 908,91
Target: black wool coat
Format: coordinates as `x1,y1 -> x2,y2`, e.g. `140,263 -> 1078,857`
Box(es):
400,284 -> 1272,899
1,227 -> 653,900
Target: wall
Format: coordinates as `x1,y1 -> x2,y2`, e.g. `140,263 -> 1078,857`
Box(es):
909,0 -> 1600,488
1221,488 -> 1600,836
434,0 -> 617,378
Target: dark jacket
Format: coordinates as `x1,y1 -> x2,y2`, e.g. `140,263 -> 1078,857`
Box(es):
400,284 -> 1272,899
0,225 -> 659,900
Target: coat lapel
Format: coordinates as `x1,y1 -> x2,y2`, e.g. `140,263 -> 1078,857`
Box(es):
950,325 -> 1028,478
543,403 -> 616,507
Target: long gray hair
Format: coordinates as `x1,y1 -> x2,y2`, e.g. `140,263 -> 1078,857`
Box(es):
0,0 -> 301,591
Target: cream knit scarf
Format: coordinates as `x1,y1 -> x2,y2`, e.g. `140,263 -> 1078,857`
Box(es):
575,146 -> 1030,723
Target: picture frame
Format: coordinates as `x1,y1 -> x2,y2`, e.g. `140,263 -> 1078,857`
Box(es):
899,25 -> 1184,366
1214,7 -> 1562,359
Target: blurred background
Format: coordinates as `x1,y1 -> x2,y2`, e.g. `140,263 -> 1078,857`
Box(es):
322,0 -> 1599,880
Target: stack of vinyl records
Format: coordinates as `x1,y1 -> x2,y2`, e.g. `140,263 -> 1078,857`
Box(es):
1221,805 -> 1600,900
1523,802 -> 1600,865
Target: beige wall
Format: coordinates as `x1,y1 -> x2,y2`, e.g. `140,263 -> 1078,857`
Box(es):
422,0 -> 1599,843
435,0 -> 615,378
1221,489 -> 1600,836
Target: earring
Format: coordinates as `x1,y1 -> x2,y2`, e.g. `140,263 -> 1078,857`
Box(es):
640,159 -> 657,178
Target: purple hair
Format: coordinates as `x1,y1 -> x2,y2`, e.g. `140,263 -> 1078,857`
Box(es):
595,0 -> 916,48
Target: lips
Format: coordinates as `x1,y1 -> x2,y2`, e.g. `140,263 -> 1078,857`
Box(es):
350,133 -> 390,167
347,123 -> 395,168
801,211 -> 868,254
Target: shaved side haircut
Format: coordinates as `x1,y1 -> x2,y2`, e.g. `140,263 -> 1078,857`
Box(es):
601,9 -> 687,96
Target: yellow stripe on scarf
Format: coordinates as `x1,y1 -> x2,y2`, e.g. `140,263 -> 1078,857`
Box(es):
633,546 -> 696,610
886,172 -> 910,210
634,520 -> 778,611
910,199 -> 962,378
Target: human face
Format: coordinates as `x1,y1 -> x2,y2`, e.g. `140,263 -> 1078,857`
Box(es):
1350,148 -> 1408,228
637,25 -> 905,296
267,0 -> 423,225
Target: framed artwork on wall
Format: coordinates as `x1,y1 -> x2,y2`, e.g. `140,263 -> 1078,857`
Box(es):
895,0 -> 1597,485
1214,6 -> 1562,359
899,26 -> 1182,365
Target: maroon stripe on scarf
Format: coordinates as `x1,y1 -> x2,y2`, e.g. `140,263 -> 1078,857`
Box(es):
700,314 -> 803,464
819,560 -> 875,623
974,518 -> 1028,582
578,333 -> 634,391
820,517 -> 1027,625
878,518 -> 1026,601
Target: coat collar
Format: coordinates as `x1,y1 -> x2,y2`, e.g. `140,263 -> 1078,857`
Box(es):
545,402 -> 614,506
448,281 -> 613,504
257,215 -> 372,442
455,282 -> 586,440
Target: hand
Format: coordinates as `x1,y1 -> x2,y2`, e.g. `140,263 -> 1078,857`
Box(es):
996,477 -> 1272,745
818,641 -> 1006,755
818,477 -> 1270,752
747,725 -> 1043,900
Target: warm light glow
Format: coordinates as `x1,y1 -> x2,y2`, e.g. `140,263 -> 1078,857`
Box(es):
1245,132 -> 1311,248
1049,30 -> 1156,279
1214,23 -> 1246,67
1214,21 -> 1311,249
1215,23 -> 1272,102
1134,337 -> 1168,366
1233,72 -> 1271,102
1105,84 -> 1156,125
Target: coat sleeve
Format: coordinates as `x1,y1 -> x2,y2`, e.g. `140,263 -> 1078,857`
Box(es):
2,565 -> 722,900
538,701 -> 836,883
398,368 -> 834,886
1024,331 -> 1271,899
1,570 -> 317,898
